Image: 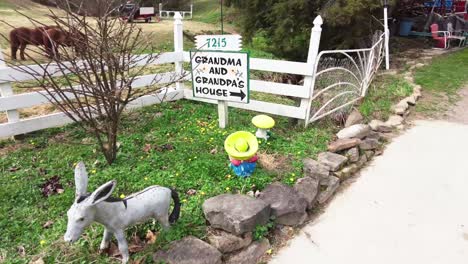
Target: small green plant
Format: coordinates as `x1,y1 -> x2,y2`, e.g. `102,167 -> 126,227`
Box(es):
253,221 -> 275,241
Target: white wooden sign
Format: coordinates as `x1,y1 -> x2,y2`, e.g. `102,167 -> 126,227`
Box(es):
191,51 -> 249,104
195,35 -> 242,51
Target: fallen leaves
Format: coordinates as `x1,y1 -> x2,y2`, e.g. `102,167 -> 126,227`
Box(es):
209,148 -> 218,154
145,230 -> 157,244
154,144 -> 174,152
142,144 -> 152,153
104,232 -> 157,259
29,257 -> 44,264
8,167 -> 20,172
42,220 -> 54,229
132,256 -> 147,264
39,176 -> 64,197
17,246 -> 26,257
186,189 -> 197,196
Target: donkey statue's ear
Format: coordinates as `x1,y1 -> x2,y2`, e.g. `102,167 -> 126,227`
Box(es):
89,180 -> 116,205
74,161 -> 88,198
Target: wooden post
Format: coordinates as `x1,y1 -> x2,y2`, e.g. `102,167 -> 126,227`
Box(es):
218,100 -> 228,128
173,12 -> 184,91
0,50 -> 20,127
384,3 -> 390,70
302,16 -> 323,127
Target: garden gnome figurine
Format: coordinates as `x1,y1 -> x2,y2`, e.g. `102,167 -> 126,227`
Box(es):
224,131 -> 259,177
252,115 -> 275,141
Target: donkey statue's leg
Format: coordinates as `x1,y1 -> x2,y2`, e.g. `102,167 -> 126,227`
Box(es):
114,229 -> 129,264
100,228 -> 113,251
156,213 -> 170,230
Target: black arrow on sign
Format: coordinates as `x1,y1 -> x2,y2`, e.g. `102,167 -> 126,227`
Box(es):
230,90 -> 246,101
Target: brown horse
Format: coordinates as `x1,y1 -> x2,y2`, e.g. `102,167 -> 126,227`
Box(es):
42,28 -> 85,59
9,26 -> 55,60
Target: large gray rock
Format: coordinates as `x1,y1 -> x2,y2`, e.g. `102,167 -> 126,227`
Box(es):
258,183 -> 307,226
386,115 -> 404,127
328,138 -> 361,153
202,194 -> 270,235
345,147 -> 359,163
369,120 -> 392,133
294,177 -> 319,210
303,158 -> 329,181
366,130 -> 382,141
359,138 -> 380,150
336,124 -> 371,139
207,229 -> 252,253
392,100 -> 409,115
318,176 -> 340,204
153,236 -> 222,264
317,152 -> 348,171
356,153 -> 368,168
334,164 -> 359,181
345,109 -> 364,127
225,239 -> 270,264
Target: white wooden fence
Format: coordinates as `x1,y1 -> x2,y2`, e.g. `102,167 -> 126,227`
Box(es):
159,3 -> 193,19
0,14 -> 387,139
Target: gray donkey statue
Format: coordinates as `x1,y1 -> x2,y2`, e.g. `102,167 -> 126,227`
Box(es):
64,162 -> 180,263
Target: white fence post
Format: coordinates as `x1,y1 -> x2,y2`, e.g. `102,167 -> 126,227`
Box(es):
159,3 -> 162,18
0,49 -> 20,130
173,12 -> 184,91
384,4 -> 390,70
302,16 -> 323,127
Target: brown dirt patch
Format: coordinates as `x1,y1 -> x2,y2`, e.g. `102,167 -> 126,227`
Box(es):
257,152 -> 292,173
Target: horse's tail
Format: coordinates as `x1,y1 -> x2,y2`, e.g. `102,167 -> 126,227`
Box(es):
9,29 -> 19,47
169,188 -> 181,224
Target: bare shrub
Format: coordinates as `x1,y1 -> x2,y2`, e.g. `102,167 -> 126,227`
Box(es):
1,0 -> 187,164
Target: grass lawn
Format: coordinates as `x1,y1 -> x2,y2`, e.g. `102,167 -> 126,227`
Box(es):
414,48 -> 468,95
414,48 -> 468,114
0,99 -> 334,263
360,76 -> 414,121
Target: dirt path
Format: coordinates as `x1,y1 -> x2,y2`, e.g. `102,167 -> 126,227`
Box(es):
446,86 -> 468,124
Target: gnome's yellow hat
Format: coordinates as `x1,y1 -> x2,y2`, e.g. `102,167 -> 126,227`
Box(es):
224,131 -> 258,160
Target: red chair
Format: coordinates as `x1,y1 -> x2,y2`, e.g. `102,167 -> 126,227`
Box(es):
430,24 -> 449,48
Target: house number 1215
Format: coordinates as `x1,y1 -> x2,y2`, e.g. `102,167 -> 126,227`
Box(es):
206,38 -> 227,49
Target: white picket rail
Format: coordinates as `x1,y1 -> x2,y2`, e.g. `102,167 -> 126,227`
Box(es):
0,13 -> 387,138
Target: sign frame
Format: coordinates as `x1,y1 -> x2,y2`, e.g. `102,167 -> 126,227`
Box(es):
190,49 -> 250,104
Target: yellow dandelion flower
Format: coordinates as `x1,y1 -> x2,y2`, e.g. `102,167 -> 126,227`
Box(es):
189,158 -> 192,161
144,177 -> 149,181
291,173 -> 296,176
200,191 -> 206,195
182,199 -> 187,203
266,249 -> 273,255
258,140 -> 262,144
91,169 -> 97,174
225,187 -> 230,191
297,151 -> 301,154
40,240 -> 46,246
176,173 -> 180,176
289,177 -> 294,182
120,194 -> 126,199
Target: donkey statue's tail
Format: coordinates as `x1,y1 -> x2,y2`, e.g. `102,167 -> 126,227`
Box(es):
169,188 -> 181,224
